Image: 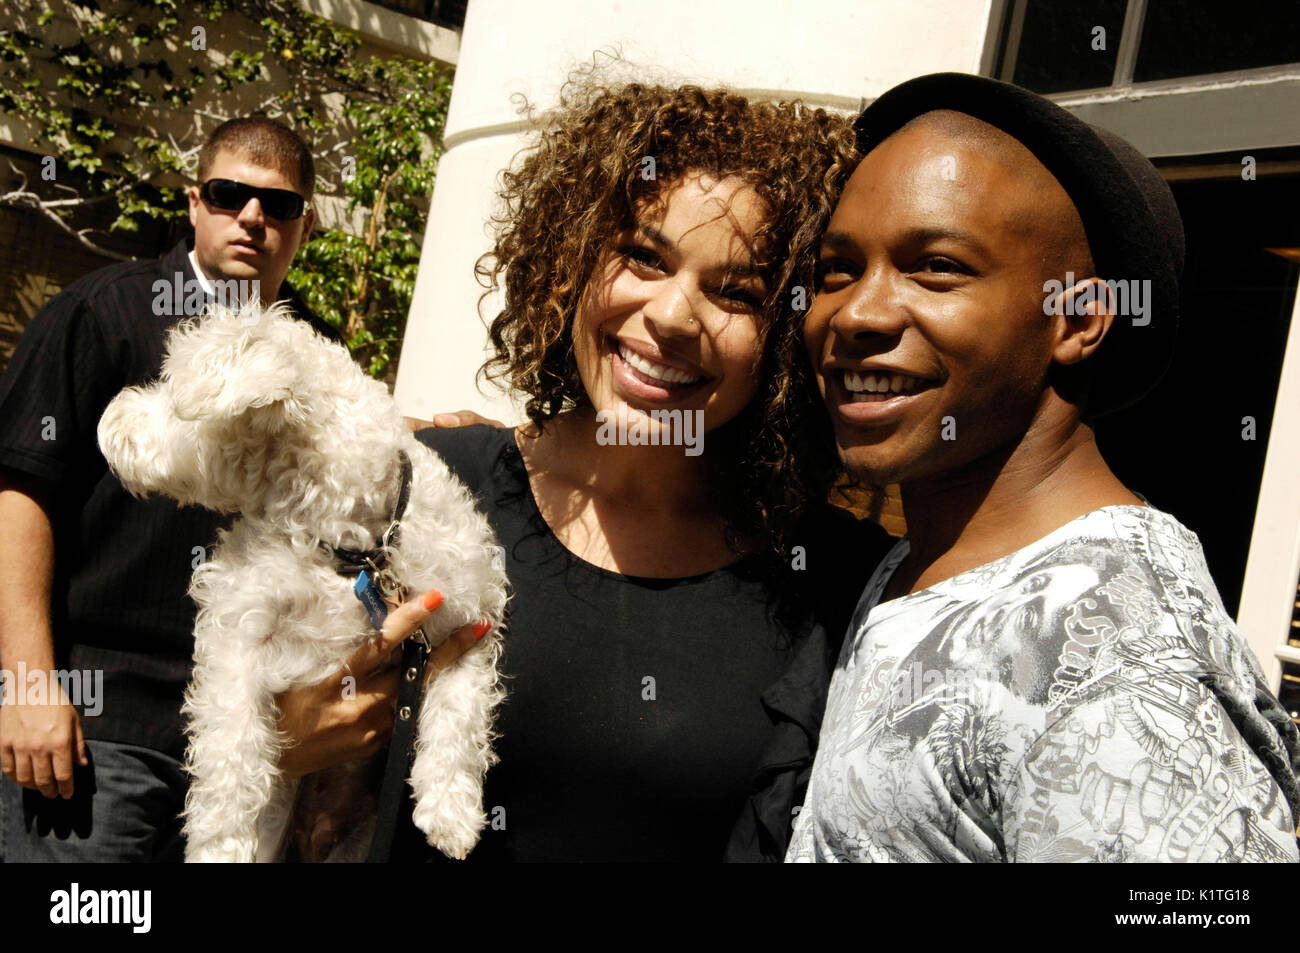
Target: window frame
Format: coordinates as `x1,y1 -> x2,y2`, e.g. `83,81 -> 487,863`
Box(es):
985,0 -> 1300,103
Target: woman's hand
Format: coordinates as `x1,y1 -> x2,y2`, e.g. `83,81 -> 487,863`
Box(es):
275,590 -> 489,779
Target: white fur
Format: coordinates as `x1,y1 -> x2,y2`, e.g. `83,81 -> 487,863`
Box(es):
97,300 -> 506,862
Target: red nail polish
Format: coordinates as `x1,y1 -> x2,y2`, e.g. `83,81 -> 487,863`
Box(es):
423,589 -> 444,611
473,619 -> 491,639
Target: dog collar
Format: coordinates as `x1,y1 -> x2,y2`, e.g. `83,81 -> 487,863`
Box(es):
323,449 -> 413,584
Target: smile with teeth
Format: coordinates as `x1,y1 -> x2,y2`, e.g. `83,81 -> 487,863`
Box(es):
616,340 -> 705,387
842,370 -> 930,400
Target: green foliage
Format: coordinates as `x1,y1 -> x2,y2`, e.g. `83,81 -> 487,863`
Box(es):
288,56 -> 449,380
0,0 -> 452,380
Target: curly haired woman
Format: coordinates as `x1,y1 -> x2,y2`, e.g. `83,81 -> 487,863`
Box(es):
402,79 -> 894,862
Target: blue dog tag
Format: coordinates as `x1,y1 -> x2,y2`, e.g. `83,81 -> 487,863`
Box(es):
354,569 -> 388,630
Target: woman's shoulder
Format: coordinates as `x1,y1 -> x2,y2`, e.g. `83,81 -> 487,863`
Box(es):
785,503 -> 898,643
413,424 -> 518,495
796,502 -> 896,565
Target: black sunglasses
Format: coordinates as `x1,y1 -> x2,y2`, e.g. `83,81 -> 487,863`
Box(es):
199,179 -> 307,221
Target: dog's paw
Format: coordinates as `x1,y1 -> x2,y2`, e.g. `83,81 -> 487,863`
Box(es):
411,800 -> 485,861
431,827 -> 481,862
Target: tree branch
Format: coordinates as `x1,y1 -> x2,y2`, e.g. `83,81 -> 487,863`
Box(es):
37,194 -> 116,209
1,162 -> 132,261
0,189 -> 133,261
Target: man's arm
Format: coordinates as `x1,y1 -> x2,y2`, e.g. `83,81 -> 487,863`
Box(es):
0,470 -> 87,799
402,410 -> 506,433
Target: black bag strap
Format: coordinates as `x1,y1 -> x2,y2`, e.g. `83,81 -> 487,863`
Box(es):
366,632 -> 430,863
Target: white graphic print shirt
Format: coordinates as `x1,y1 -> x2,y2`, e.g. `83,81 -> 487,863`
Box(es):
787,506 -> 1299,863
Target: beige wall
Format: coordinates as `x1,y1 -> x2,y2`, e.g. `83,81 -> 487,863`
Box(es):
394,0 -> 994,423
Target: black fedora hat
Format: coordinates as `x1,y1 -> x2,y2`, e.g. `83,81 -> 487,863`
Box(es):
852,72 -> 1184,417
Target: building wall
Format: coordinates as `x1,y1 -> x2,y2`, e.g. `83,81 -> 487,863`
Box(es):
394,0 -> 994,423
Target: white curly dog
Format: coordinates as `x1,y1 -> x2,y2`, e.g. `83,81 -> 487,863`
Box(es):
97,300 -> 506,862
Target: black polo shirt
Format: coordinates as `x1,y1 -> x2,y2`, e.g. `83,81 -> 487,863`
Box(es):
0,239 -> 343,760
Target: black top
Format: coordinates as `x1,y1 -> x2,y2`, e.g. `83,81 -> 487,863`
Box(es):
401,424 -> 894,862
0,239 -> 340,760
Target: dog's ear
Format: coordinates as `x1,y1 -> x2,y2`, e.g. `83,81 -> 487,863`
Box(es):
166,302 -> 308,430
99,383 -> 208,505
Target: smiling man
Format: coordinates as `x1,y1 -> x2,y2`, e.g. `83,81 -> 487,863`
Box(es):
787,73 -> 1300,863
0,118 -> 342,861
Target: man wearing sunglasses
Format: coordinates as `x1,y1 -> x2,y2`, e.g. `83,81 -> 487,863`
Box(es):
0,117 -> 348,861
191,166 -> 313,307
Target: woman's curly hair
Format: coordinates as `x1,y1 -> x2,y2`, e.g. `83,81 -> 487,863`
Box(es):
477,78 -> 858,566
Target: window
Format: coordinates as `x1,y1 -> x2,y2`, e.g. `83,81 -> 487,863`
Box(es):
1000,0 -> 1126,94
994,0 -> 1300,94
369,0 -> 468,31
1135,0 -> 1300,82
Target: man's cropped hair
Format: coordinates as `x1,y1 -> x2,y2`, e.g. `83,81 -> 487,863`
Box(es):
196,117 -> 315,198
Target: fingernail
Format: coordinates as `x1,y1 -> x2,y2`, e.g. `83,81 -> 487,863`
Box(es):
423,589 -> 444,611
432,414 -> 456,426
473,619 -> 492,640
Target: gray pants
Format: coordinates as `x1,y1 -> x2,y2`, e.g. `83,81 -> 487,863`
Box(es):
0,739 -> 186,862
